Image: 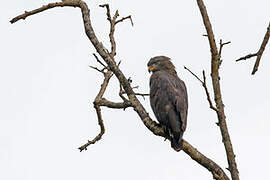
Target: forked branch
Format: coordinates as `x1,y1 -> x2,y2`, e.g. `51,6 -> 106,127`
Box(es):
218,40 -> 231,68
236,22 -> 270,75
99,3 -> 133,57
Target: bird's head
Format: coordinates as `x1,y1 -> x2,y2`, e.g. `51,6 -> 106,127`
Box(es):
147,56 -> 176,74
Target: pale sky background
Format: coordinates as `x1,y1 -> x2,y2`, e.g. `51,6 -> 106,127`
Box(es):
1,0 -> 270,180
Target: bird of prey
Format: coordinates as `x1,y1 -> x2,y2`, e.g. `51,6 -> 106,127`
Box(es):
147,56 -> 188,151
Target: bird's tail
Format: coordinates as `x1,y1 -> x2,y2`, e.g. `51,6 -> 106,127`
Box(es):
171,131 -> 183,152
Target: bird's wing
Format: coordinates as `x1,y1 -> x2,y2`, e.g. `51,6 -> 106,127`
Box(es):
150,72 -> 188,131
150,73 -> 170,125
173,78 -> 188,131
161,73 -> 188,132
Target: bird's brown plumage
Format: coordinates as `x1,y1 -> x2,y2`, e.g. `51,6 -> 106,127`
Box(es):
148,56 -> 188,151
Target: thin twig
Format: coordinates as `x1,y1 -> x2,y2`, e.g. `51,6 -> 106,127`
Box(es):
120,85 -> 148,100
218,39 -> 231,68
134,93 -> 149,100
89,66 -> 105,74
184,66 -> 218,112
202,71 -> 218,112
93,53 -> 107,68
115,15 -> 134,26
119,84 -> 129,102
235,53 -> 257,62
117,60 -> 121,67
184,66 -> 203,84
112,10 -> 119,22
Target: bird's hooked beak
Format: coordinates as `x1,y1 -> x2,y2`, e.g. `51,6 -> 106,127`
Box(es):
148,65 -> 155,73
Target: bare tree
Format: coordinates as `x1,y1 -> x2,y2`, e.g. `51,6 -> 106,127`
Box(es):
10,0 -> 269,180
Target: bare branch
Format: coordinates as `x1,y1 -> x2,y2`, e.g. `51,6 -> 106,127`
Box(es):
93,53 -> 107,69
196,0 -> 239,179
112,10 -> 119,22
183,140 -> 229,180
120,84 -> 148,100
184,66 -> 218,112
115,15 -> 134,26
100,4 -> 118,57
236,22 -> 270,75
202,71 -> 218,112
98,98 -> 132,109
79,69 -> 113,151
218,40 -> 231,68
96,71 -> 113,101
10,1 -> 79,24
99,4 -> 111,22
184,66 -> 203,84
134,93 -> 149,100
117,60 -> 121,67
78,104 -> 104,152
252,22 -> 270,75
100,4 -> 132,57
89,65 -> 105,74
235,53 -> 257,62
119,84 -> 129,102
79,99 -> 132,152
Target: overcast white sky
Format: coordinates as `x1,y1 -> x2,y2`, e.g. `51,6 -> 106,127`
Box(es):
1,0 -> 270,180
